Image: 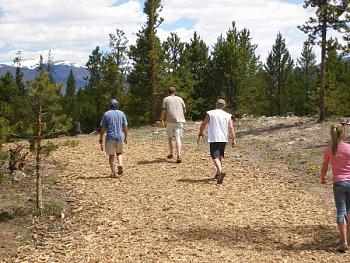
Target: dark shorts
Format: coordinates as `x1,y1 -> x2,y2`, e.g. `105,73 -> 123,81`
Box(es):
209,142 -> 227,159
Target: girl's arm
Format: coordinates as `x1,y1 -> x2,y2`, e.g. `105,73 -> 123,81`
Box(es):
321,158 -> 329,184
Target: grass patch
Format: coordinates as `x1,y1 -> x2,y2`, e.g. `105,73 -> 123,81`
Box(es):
0,170 -> 5,184
46,175 -> 58,185
62,140 -> 79,148
42,141 -> 59,156
43,199 -> 64,217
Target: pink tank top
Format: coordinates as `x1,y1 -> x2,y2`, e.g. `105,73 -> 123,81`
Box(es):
324,142 -> 350,183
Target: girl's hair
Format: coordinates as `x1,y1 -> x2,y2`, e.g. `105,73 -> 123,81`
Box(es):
331,124 -> 345,156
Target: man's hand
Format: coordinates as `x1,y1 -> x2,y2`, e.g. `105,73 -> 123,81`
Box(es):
231,138 -> 236,147
321,176 -> 327,185
124,137 -> 128,144
99,138 -> 103,151
197,133 -> 203,144
160,119 -> 165,128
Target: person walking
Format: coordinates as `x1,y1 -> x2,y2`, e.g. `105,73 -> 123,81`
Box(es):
160,87 -> 186,163
321,124 -> 350,252
197,99 -> 236,184
99,99 -> 128,178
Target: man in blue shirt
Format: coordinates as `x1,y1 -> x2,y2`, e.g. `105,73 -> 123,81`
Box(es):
99,99 -> 128,178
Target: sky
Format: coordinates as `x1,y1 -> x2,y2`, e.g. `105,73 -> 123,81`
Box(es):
0,0 -> 317,66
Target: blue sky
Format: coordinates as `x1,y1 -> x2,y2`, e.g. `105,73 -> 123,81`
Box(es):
0,0 -> 318,65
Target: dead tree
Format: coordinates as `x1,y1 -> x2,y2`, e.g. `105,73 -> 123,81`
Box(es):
9,144 -> 29,174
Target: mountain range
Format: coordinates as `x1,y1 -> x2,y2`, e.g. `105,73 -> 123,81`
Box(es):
0,56 -> 349,91
0,59 -> 89,91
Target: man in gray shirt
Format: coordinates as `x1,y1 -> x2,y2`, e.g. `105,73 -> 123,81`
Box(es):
160,87 -> 186,163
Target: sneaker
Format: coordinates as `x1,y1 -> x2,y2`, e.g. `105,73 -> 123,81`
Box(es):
335,243 -> 348,253
217,172 -> 226,184
110,172 -> 117,178
176,156 -> 182,163
167,154 -> 174,159
117,166 -> 123,175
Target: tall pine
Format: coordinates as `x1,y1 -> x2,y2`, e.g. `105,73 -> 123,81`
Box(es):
264,32 -> 294,116
299,0 -> 350,121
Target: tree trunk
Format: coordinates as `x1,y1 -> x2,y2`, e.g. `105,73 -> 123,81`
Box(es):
319,18 -> 327,122
149,0 -> 158,124
35,97 -> 43,215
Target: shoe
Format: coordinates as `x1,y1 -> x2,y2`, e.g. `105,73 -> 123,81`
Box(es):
167,154 -> 174,159
110,172 -> 117,178
217,172 -> 226,184
176,156 -> 182,163
117,166 -> 123,175
335,243 -> 348,253
215,174 -> 220,179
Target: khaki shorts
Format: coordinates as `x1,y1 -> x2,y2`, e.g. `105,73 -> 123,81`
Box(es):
167,122 -> 184,138
105,141 -> 123,155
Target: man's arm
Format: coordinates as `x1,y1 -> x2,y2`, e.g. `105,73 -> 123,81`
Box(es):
228,119 -> 236,147
99,126 -> 106,151
123,125 -> 128,144
160,109 -> 166,121
197,114 -> 210,144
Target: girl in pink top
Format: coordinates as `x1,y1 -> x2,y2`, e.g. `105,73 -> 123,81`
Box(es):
321,124 -> 350,252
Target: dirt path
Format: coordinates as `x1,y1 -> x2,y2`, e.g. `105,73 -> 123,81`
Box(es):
10,121 -> 349,262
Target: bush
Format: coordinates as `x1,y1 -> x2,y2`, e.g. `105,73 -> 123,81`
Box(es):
62,140 -> 79,148
0,171 -> 5,184
43,199 -> 64,217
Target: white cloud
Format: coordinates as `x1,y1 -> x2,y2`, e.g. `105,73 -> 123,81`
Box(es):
0,0 -> 327,65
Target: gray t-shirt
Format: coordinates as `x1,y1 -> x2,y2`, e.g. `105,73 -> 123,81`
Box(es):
162,95 -> 186,123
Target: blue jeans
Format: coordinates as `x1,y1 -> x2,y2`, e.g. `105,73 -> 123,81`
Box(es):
333,181 -> 350,224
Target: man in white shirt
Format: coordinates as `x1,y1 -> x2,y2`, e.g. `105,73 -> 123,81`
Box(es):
160,87 -> 186,163
197,99 -> 236,184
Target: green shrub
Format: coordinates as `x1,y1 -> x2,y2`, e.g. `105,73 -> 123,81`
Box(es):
43,199 -> 64,217
63,140 -> 79,148
41,141 -> 59,156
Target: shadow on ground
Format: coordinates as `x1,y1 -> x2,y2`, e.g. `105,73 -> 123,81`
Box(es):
177,178 -> 216,184
77,176 -> 111,180
137,158 -> 170,165
172,224 -> 338,252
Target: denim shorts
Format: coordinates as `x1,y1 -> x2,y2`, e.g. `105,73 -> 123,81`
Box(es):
209,142 -> 226,159
333,181 -> 350,224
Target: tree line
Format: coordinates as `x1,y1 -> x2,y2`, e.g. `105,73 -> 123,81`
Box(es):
1,0 -> 350,143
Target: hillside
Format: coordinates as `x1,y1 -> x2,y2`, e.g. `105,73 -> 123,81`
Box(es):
0,60 -> 89,91
0,117 -> 348,262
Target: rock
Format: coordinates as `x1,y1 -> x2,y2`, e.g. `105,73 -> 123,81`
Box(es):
13,170 -> 27,181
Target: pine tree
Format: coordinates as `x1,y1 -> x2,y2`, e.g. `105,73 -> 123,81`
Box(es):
109,29 -> 129,70
28,71 -> 72,214
210,23 -> 260,115
299,0 -> 350,121
47,50 -> 55,83
264,32 -> 294,116
295,41 -> 319,115
66,69 -> 76,97
145,0 -> 164,123
13,51 -> 25,95
181,32 -> 210,119
86,46 -> 103,129
127,0 -> 164,125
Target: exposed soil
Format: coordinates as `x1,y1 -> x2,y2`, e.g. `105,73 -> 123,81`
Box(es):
1,117 -> 349,262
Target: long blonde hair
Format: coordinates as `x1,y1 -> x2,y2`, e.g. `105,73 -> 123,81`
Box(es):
331,124 -> 345,156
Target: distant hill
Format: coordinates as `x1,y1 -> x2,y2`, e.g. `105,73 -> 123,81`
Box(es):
0,59 -> 89,92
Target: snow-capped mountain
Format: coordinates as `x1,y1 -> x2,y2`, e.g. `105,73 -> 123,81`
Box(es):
0,59 -> 89,90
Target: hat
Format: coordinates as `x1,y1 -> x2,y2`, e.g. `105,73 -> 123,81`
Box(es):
216,99 -> 226,105
110,99 -> 119,108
